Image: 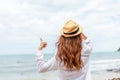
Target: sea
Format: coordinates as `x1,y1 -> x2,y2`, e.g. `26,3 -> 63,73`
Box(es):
0,52 -> 120,80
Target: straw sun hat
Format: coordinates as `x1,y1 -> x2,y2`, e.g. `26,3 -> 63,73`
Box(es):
60,20 -> 83,37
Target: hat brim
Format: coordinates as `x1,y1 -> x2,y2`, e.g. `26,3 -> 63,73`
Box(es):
60,26 -> 83,37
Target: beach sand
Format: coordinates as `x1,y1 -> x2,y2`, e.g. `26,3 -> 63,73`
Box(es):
21,71 -> 120,80
1,70 -> 119,80
92,71 -> 120,80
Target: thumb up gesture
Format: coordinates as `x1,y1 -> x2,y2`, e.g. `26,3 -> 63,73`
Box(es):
38,38 -> 47,50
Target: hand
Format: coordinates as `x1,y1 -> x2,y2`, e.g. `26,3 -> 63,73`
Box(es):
81,33 -> 87,40
38,38 -> 47,50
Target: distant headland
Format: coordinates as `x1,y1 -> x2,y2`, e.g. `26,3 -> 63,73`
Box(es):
117,48 -> 120,52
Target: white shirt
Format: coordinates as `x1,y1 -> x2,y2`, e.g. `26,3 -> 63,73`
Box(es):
35,39 -> 92,80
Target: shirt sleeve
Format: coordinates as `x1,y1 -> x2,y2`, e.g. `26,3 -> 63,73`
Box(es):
82,39 -> 93,56
35,50 -> 58,73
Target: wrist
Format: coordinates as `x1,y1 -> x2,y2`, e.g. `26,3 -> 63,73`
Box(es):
84,36 -> 87,40
38,47 -> 43,51
35,50 -> 43,57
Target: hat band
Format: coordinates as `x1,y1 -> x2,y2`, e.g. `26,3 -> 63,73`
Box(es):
63,27 -> 79,35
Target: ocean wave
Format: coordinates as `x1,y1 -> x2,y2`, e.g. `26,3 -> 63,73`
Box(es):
91,59 -> 120,71
0,65 -> 37,72
0,63 -> 35,69
0,59 -> 120,72
91,59 -> 120,63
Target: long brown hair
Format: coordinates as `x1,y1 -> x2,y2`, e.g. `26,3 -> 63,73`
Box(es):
56,34 -> 83,70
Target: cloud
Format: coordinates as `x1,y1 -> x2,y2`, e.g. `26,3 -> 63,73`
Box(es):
0,23 -> 5,29
0,0 -> 120,54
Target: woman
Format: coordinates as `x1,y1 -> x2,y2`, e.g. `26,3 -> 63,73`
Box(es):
35,20 -> 93,80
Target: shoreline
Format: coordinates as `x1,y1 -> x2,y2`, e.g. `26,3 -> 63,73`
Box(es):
22,68 -> 120,80
23,71 -> 120,80
92,70 -> 120,80
0,69 -> 120,80
92,67 -> 120,80
38,68 -> 120,80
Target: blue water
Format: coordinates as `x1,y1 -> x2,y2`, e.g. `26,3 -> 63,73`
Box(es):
91,52 -> 120,60
0,52 -> 120,71
0,53 -> 54,74
0,52 -> 120,80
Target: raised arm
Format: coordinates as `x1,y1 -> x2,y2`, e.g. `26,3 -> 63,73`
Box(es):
81,33 -> 93,54
35,38 -> 58,73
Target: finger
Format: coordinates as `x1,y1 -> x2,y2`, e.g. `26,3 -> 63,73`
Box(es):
81,33 -> 83,36
40,38 -> 43,43
43,43 -> 47,48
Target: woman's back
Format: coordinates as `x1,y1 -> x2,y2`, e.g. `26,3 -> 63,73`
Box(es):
35,20 -> 93,80
55,39 -> 92,80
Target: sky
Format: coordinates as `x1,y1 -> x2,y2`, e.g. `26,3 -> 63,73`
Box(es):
0,0 -> 120,55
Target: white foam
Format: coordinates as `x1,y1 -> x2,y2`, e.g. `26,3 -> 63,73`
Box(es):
91,59 -> 120,71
